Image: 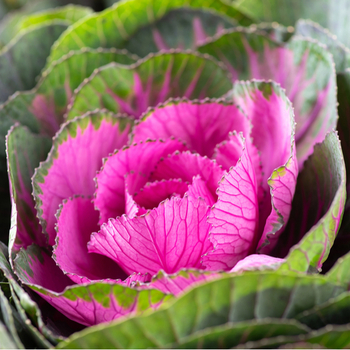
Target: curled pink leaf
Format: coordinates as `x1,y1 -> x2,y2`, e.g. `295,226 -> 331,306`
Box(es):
203,133 -> 259,270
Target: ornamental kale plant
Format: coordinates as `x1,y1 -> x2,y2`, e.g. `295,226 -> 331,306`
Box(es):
1,0 -> 350,348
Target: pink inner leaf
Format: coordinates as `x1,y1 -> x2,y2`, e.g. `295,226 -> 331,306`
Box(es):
94,139 -> 187,225
230,254 -> 285,272
203,134 -> 259,271
134,179 -> 189,210
53,196 -> 127,284
88,196 -> 213,275
233,82 -> 297,249
151,151 -> 224,200
134,100 -> 249,158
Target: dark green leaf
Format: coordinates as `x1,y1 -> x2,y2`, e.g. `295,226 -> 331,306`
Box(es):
176,319 -> 310,349
233,0 -> 350,49
56,271 -> 345,349
0,22 -> 68,102
47,0 -> 253,65
123,8 -> 235,57
65,51 -> 232,120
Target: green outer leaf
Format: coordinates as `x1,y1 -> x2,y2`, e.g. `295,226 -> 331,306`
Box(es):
232,0 -> 328,27
0,283 -> 23,348
0,21 -> 68,103
6,124 -> 51,256
123,7 -> 236,57
250,22 -> 294,42
322,70 -> 350,272
15,5 -> 93,35
0,243 -> 55,347
233,0 -> 350,49
305,325 -> 350,348
295,292 -> 350,330
47,0 -> 253,66
197,27 -> 280,81
234,324 -> 350,349
0,320 -> 17,349
326,251 -> 350,285
275,132 -> 346,272
175,319 -> 310,348
0,48 -> 137,176
295,19 -> 350,73
56,271 -> 345,349
65,51 -> 232,120
0,1 -> 94,47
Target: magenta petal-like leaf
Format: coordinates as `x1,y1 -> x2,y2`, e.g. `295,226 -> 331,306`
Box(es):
151,151 -> 224,200
214,132 -> 264,203
232,82 -> 295,193
33,112 -> 133,245
94,139 -> 187,225
230,254 -> 285,272
134,179 -> 188,210
53,196 -> 127,284
187,175 -> 216,206
88,196 -> 213,275
202,134 -> 259,271
133,98 -> 249,157
232,81 -> 297,251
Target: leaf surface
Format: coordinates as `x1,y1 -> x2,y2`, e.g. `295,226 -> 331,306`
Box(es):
56,271 -> 346,348
0,22 -> 67,103
65,51 -> 232,120
47,0 -> 253,65
233,0 -> 350,48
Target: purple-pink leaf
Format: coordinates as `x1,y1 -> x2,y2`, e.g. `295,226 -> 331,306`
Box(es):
202,134 -> 259,270
88,196 -> 213,275
33,112 -> 133,245
232,81 -> 297,251
94,139 -> 187,225
53,196 -> 127,284
230,254 -> 285,272
213,133 -> 264,203
187,175 -> 216,206
133,179 -> 188,210
14,245 -> 74,293
133,99 -> 249,158
151,151 -> 224,200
